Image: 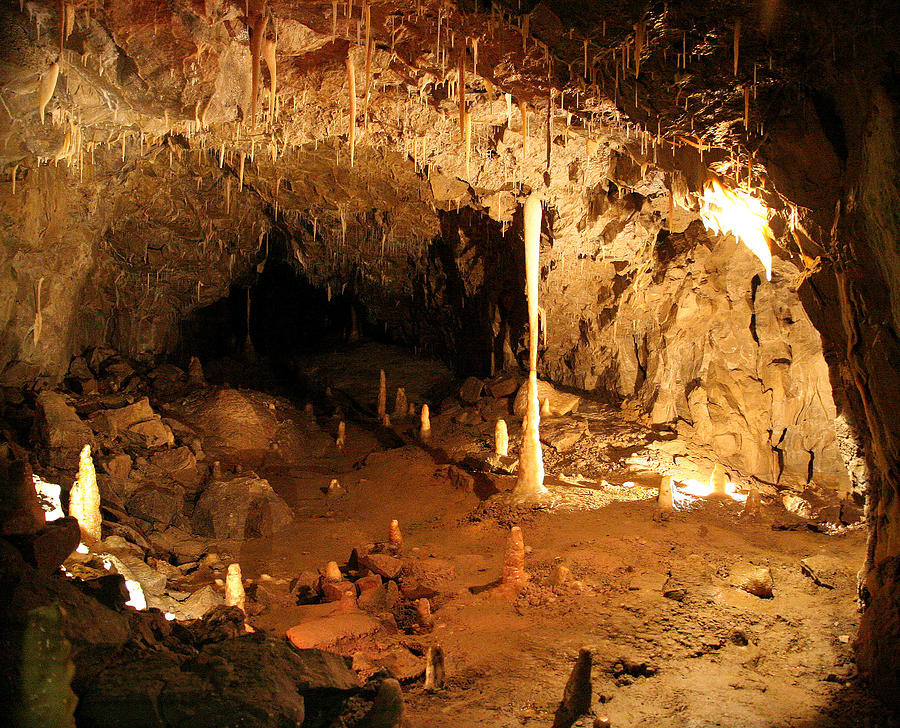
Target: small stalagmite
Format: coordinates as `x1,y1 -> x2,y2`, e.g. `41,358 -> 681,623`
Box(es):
657,476 -> 675,512
377,369 -> 387,418
424,645 -> 445,691
742,488 -> 761,521
415,598 -> 434,630
69,444 -> 101,543
225,563 -> 246,611
336,420 -> 346,449
419,404 -> 431,441
495,418 -> 509,457
325,560 -> 342,581
188,355 -> 205,384
501,525 -> 529,587
551,648 -> 592,728
393,387 -> 408,418
710,463 -> 728,497
540,397 -> 551,417
513,194 -> 546,501
388,518 -> 403,552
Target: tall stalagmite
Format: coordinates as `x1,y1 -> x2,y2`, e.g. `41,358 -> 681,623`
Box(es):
69,444 -> 101,543
513,194 -> 546,501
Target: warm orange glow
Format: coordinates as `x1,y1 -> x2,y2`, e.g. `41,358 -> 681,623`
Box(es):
699,178 -> 773,280
678,477 -> 748,503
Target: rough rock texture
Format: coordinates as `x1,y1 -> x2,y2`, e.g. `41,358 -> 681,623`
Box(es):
1,0 -> 899,700
192,474 -> 293,540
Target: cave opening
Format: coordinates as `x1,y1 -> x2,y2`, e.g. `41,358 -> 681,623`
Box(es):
2,1 -> 899,727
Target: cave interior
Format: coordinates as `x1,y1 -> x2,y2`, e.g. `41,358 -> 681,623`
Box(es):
1,1 -> 900,726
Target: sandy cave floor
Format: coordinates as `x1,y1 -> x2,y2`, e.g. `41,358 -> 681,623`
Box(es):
177,344 -> 894,728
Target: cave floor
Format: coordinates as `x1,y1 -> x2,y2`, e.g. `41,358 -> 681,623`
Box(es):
182,345 -> 886,728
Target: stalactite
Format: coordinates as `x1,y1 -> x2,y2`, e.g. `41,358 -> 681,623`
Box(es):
465,111 -> 472,178
346,50 -> 357,167
264,37 -> 277,122
505,93 -> 513,128
238,151 -> 245,190
38,61 -> 60,123
249,11 -> 268,127
458,52 -> 466,137
363,3 -> 372,129
69,444 -> 101,543
733,18 -> 741,76
744,85 -> 750,131
634,20 -> 644,78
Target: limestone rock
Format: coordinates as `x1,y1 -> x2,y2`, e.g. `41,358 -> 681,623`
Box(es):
180,584 -> 224,618
34,391 -> 93,450
89,397 -> 173,449
459,376 -> 484,404
513,380 -> 581,417
729,563 -> 774,598
126,485 -> 184,527
192,475 -> 293,540
286,605 -> 381,649
149,447 -> 200,490
360,552 -> 403,580
540,419 -> 589,451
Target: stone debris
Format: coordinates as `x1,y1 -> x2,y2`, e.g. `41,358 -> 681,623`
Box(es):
730,563 -> 775,598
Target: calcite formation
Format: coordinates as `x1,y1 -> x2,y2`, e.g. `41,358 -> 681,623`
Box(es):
69,444 -> 101,543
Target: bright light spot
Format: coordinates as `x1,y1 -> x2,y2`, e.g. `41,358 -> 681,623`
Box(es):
33,474 -> 64,522
124,579 -> 146,610
164,612 -> 175,621
677,477 -> 746,502
76,543 -> 89,554
622,481 -> 636,488
699,178 -> 773,280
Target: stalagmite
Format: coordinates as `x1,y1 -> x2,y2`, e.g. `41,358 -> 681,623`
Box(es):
657,476 -> 675,511
424,645 -> 445,690
38,61 -> 60,123
495,418 -> 509,456
14,604 -> 77,728
346,50 -> 357,167
382,413 -> 391,427
264,37 -> 277,122
336,420 -> 346,449
552,649 -> 592,728
377,368 -> 387,418
742,488 -> 761,520
415,598 -> 434,629
419,404 -> 431,441
249,12 -> 268,126
710,463 -> 728,497
393,387 -> 408,418
505,93 -> 513,128
69,444 -> 101,543
513,195 -> 546,501
501,525 -> 528,587
325,560 -> 342,581
389,519 -> 403,552
541,397 -> 551,417
225,563 -> 246,611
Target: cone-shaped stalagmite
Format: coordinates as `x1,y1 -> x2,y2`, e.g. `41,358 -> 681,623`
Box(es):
393,388 -> 408,419
513,194 -> 546,501
419,404 -> 431,441
225,563 -> 246,611
742,488 -> 761,521
495,419 -> 509,457
389,519 -> 403,552
69,444 -> 101,543
501,525 -> 528,587
336,420 -> 346,449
